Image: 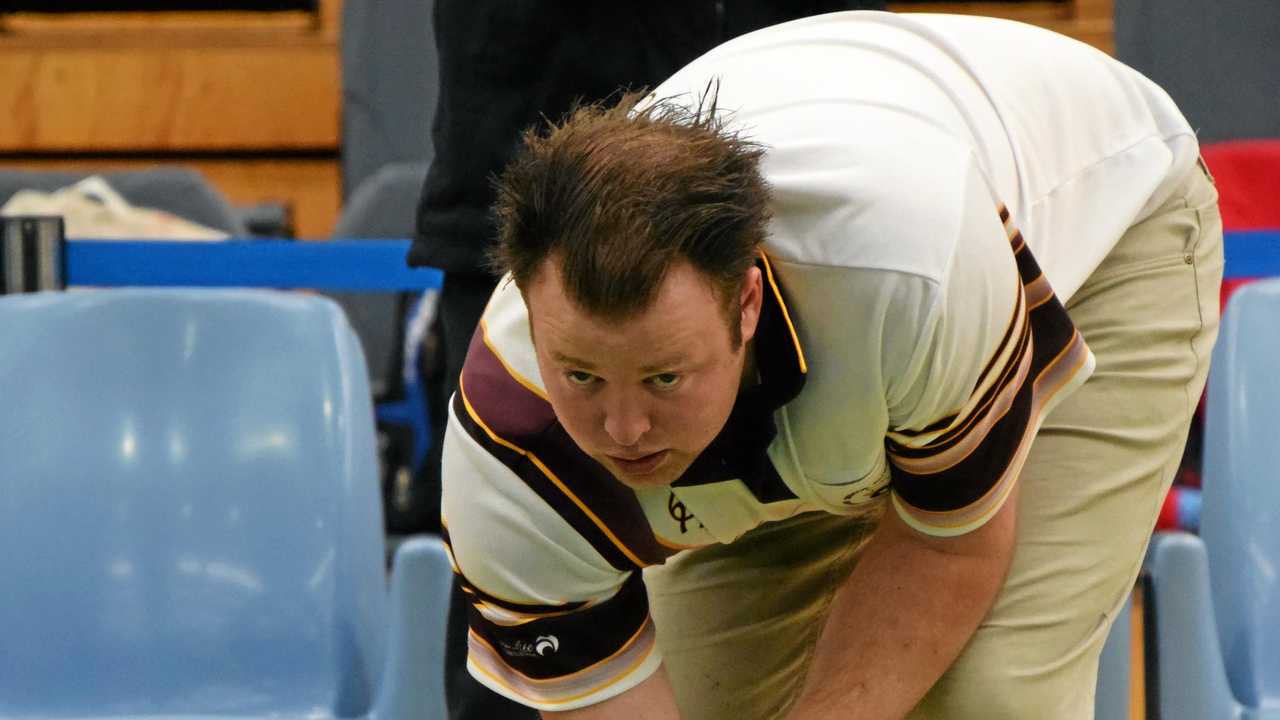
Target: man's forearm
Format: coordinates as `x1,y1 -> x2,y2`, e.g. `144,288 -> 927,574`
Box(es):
789,495 -> 1018,720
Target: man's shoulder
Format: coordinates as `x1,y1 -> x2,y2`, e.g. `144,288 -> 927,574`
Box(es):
458,278 -> 556,442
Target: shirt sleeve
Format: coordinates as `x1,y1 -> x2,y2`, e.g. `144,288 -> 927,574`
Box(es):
441,391 -> 662,711
884,160 -> 1096,537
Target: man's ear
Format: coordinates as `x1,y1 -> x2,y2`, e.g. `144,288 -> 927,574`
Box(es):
739,266 -> 764,345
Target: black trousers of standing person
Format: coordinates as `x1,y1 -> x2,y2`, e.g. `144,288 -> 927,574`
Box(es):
435,273 -> 532,720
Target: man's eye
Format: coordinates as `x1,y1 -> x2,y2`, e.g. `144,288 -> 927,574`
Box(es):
566,371 -> 597,386
649,373 -> 681,389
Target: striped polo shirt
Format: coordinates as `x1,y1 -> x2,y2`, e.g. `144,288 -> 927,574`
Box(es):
441,10 -> 1196,711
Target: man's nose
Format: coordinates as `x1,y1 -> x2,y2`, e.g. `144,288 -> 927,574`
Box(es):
603,393 -> 651,448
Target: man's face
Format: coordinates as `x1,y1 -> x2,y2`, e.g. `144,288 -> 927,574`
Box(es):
526,259 -> 763,489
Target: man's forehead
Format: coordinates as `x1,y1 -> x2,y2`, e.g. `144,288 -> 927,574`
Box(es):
528,289 -> 724,371
549,347 -> 691,372
523,254 -> 735,360
524,253 -> 728,312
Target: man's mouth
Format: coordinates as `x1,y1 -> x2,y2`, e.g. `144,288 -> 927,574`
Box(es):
607,450 -> 669,476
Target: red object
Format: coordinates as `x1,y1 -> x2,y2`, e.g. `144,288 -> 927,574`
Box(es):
1156,487 -> 1182,530
1202,140 -> 1280,231
1201,140 -> 1280,311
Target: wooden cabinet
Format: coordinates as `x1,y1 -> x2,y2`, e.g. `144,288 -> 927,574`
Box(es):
0,2 -> 343,238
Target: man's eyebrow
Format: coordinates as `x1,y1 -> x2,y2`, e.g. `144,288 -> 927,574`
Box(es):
551,351 -> 598,370
640,355 -> 688,373
549,351 -> 689,373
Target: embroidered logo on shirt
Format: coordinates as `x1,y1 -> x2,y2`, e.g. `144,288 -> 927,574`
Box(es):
535,635 -> 560,656
668,491 -> 704,533
499,635 -> 561,658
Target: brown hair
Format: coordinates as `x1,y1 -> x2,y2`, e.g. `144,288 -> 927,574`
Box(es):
490,90 -> 772,346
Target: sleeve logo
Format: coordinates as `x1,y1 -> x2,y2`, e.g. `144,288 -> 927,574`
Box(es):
535,635 -> 560,656
498,634 -> 561,659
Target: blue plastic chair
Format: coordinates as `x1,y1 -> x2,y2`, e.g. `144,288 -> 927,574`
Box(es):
1095,593 -> 1134,720
1144,279 -> 1280,720
0,289 -> 449,720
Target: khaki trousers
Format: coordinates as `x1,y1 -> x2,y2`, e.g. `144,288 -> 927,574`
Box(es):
645,161 -> 1223,720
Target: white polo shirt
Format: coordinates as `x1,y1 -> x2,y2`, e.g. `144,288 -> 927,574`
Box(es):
441,11 -> 1197,711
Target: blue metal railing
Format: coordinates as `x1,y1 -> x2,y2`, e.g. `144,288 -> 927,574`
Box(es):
64,239 -> 442,291
57,232 -> 1280,291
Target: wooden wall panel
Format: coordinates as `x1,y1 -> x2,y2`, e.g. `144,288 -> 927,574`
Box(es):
197,158 -> 341,239
0,44 -> 339,152
0,0 -> 343,237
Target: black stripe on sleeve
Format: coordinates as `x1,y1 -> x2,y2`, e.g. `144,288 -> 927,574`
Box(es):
467,570 -> 651,681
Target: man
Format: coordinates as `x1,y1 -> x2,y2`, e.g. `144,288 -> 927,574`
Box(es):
409,4 -> 885,717
441,11 -> 1221,720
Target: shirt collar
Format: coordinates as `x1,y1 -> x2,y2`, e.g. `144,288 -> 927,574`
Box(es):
751,250 -> 807,410
672,252 -> 807,489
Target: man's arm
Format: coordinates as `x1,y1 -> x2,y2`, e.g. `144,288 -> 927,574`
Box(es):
542,665 -> 683,720
789,484 -> 1020,720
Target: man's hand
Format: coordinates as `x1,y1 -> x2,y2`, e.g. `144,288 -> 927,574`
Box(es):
789,485 -> 1020,720
542,665 -> 682,720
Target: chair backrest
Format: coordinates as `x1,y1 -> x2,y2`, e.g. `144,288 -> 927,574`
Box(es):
329,162 -> 432,399
1114,0 -> 1280,143
1201,278 -> 1280,708
340,0 -> 439,197
1093,592 -> 1133,720
0,289 -> 387,718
